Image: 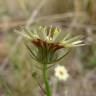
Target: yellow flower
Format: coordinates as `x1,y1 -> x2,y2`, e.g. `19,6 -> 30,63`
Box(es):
54,65 -> 69,81
20,26 -> 84,48
19,26 -> 85,64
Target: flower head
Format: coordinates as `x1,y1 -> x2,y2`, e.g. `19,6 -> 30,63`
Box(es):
54,65 -> 69,81
21,26 -> 84,48
19,26 -> 85,64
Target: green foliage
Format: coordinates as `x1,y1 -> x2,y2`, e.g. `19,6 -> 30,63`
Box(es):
90,57 -> 96,65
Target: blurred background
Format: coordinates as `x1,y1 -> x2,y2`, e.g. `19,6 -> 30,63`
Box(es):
0,0 -> 96,96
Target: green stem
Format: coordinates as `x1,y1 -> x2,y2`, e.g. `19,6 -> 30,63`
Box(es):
43,64 -> 52,96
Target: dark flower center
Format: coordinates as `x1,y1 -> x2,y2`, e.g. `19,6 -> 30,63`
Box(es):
32,38 -> 64,51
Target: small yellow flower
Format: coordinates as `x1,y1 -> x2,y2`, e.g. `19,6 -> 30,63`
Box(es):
54,65 -> 69,81
19,26 -> 85,64
20,26 -> 84,48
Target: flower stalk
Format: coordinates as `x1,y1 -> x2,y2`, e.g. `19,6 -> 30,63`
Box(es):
43,63 -> 51,96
